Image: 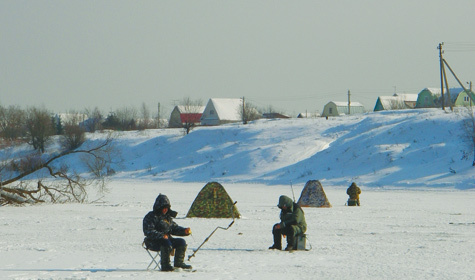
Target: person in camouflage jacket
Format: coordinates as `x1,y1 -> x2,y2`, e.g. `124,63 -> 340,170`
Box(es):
143,194 -> 192,271
269,195 -> 307,251
347,182 -> 361,206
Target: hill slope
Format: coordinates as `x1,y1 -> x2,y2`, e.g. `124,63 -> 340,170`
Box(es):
3,108 -> 473,189
96,108 -> 473,189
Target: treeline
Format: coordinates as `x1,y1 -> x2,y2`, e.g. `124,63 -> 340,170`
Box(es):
0,103 -> 161,153
0,103 -> 159,205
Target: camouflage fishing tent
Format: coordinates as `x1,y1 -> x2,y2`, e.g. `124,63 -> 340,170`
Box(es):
297,180 -> 332,208
186,182 -> 241,218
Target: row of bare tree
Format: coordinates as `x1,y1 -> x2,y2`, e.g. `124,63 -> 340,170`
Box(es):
0,103 -> 163,141
0,104 -> 119,206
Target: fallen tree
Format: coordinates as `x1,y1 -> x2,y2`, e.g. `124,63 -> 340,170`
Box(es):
0,135 -> 114,205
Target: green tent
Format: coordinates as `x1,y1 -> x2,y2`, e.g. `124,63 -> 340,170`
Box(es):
186,182 -> 240,218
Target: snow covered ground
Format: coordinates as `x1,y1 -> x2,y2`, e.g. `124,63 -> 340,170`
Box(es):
1,181 -> 474,279
1,108 -> 475,279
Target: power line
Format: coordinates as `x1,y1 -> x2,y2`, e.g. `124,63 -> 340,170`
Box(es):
442,42 -> 475,52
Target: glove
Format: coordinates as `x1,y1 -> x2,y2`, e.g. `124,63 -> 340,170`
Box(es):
185,228 -> 192,235
163,234 -> 169,239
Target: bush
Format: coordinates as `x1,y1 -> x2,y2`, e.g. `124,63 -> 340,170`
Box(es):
61,124 -> 86,151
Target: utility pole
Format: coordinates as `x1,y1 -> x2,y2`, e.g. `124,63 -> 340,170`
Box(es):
442,61 -> 453,111
348,89 -> 351,115
157,102 -> 161,128
438,42 -> 445,110
242,97 -> 246,124
442,58 -> 475,104
469,81 -> 473,107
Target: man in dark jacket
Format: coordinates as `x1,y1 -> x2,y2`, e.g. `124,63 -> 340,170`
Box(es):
269,195 -> 307,251
347,182 -> 362,206
143,194 -> 192,271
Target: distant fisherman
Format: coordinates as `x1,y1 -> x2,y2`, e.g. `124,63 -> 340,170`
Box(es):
269,195 -> 307,252
347,182 -> 361,206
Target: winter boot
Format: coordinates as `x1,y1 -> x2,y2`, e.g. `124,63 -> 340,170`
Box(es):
160,245 -> 174,271
285,228 -> 295,252
269,229 -> 282,250
174,245 -> 192,269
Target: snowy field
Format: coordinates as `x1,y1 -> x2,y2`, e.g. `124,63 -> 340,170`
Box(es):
1,109 -> 475,279
1,181 -> 474,280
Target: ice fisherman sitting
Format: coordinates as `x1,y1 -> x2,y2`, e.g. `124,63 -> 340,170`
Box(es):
269,195 -> 307,251
143,194 -> 192,271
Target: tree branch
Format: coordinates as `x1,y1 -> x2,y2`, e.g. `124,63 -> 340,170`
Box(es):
0,135 -> 113,205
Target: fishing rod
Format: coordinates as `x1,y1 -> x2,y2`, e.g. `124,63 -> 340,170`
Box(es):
290,180 -> 296,202
187,201 -> 238,261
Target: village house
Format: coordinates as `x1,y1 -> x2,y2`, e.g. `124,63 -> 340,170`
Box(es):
200,98 -> 243,126
373,93 -> 418,111
321,101 -> 365,118
168,105 -> 205,128
415,87 -> 473,108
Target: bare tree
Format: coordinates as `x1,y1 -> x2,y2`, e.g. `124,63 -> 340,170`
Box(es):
81,133 -> 116,178
180,97 -> 203,135
61,114 -> 86,151
115,106 -> 138,131
25,107 -> 55,153
263,105 -> 275,115
138,102 -> 151,130
240,101 -> 261,124
83,107 -> 103,132
0,105 -> 26,140
154,102 -> 163,129
101,106 -> 138,131
0,135 -> 114,205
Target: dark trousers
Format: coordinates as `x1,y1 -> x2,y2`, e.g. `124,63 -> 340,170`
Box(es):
144,237 -> 187,267
159,237 -> 186,250
145,236 -> 186,251
272,223 -> 295,248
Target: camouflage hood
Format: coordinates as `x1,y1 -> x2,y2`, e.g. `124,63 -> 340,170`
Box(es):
153,194 -> 171,213
278,195 -> 294,212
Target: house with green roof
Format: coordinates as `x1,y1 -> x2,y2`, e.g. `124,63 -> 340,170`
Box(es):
415,87 -> 473,108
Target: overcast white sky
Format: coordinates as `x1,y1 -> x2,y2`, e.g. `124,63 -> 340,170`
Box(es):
1,1 -> 475,117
